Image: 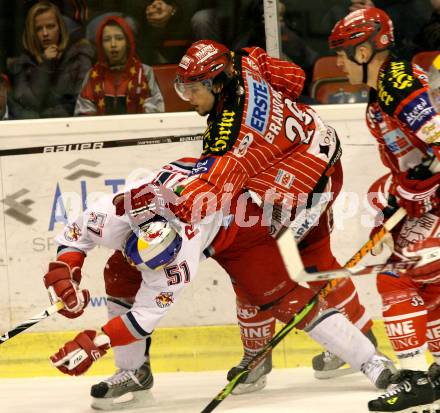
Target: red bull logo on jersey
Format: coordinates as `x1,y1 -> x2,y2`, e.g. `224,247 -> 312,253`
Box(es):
64,223 -> 82,242
155,291 -> 174,308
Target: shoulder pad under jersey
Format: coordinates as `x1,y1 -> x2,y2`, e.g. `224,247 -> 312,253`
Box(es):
376,58 -> 426,116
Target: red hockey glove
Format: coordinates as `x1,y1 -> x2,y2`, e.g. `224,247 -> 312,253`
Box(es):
44,261 -> 90,319
113,183 -> 182,224
401,238 -> 440,283
394,172 -> 440,218
50,330 -> 111,376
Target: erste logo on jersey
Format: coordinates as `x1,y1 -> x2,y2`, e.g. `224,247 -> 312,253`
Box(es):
245,71 -> 270,134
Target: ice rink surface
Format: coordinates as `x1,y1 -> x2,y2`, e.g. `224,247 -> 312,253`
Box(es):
1,367 -> 381,413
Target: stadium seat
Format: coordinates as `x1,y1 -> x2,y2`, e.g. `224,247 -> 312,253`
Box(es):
312,80 -> 369,104
412,51 -> 440,72
310,56 -> 369,104
152,64 -> 193,113
311,55 -> 345,82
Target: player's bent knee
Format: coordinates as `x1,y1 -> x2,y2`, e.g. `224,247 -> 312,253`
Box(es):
269,286 -> 320,329
104,251 -> 142,298
303,308 -> 341,333
376,272 -> 417,295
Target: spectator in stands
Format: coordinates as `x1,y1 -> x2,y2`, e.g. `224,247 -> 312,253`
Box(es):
136,0 -> 195,65
414,0 -> 440,52
75,15 -> 164,116
0,73 -> 9,120
7,1 -> 94,119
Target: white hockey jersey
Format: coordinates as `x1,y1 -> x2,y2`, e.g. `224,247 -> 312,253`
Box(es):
54,159 -> 225,345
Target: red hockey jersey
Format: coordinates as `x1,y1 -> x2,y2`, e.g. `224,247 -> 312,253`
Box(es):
366,58 -> 440,182
174,47 -> 342,222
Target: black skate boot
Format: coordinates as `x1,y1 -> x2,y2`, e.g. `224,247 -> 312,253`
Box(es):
368,369 -> 435,413
428,362 -> 440,410
90,360 -> 154,410
226,352 -> 272,395
313,328 -> 378,379
361,352 -> 396,390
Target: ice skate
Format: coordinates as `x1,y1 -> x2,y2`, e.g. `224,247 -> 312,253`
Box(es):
227,353 -> 272,395
313,329 -> 378,379
361,352 -> 396,390
428,362 -> 440,411
368,370 -> 435,413
90,360 -> 154,410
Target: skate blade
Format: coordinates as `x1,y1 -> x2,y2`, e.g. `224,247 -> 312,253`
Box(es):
232,375 -> 267,395
314,366 -> 357,380
371,403 -> 436,413
91,389 -> 155,411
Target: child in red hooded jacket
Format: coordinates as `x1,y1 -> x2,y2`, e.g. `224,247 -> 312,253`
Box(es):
75,15 -> 164,115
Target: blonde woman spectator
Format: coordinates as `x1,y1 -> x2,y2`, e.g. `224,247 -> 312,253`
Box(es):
7,1 -> 94,119
75,15 -> 164,115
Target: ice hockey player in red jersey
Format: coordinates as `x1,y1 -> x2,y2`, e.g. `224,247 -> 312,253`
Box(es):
47,159 -> 395,410
329,7 -> 440,413
119,39 -> 383,390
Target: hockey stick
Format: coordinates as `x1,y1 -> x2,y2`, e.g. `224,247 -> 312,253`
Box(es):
0,301 -> 64,345
199,207 -> 407,413
284,207 -> 408,283
0,134 -> 203,157
200,301 -> 317,413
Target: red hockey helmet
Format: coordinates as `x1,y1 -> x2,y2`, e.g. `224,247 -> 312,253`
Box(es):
174,40 -> 230,100
329,8 -> 394,56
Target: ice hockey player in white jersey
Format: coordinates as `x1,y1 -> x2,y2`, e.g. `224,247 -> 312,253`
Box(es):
46,159 -> 395,410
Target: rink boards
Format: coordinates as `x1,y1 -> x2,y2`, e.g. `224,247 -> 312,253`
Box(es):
0,105 -> 391,376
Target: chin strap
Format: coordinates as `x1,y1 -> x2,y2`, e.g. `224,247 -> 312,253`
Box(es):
362,63 -> 369,84
347,44 -> 376,85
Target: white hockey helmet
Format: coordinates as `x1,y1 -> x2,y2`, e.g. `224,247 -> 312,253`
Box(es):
123,217 -> 182,271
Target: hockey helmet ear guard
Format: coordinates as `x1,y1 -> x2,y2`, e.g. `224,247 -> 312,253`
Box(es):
123,217 -> 182,271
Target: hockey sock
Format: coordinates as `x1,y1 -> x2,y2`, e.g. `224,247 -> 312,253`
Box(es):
236,297 -> 276,355
107,296 -> 148,370
322,278 -> 373,334
382,295 -> 427,363
303,236 -> 372,334
427,304 -> 440,368
305,310 -> 376,370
